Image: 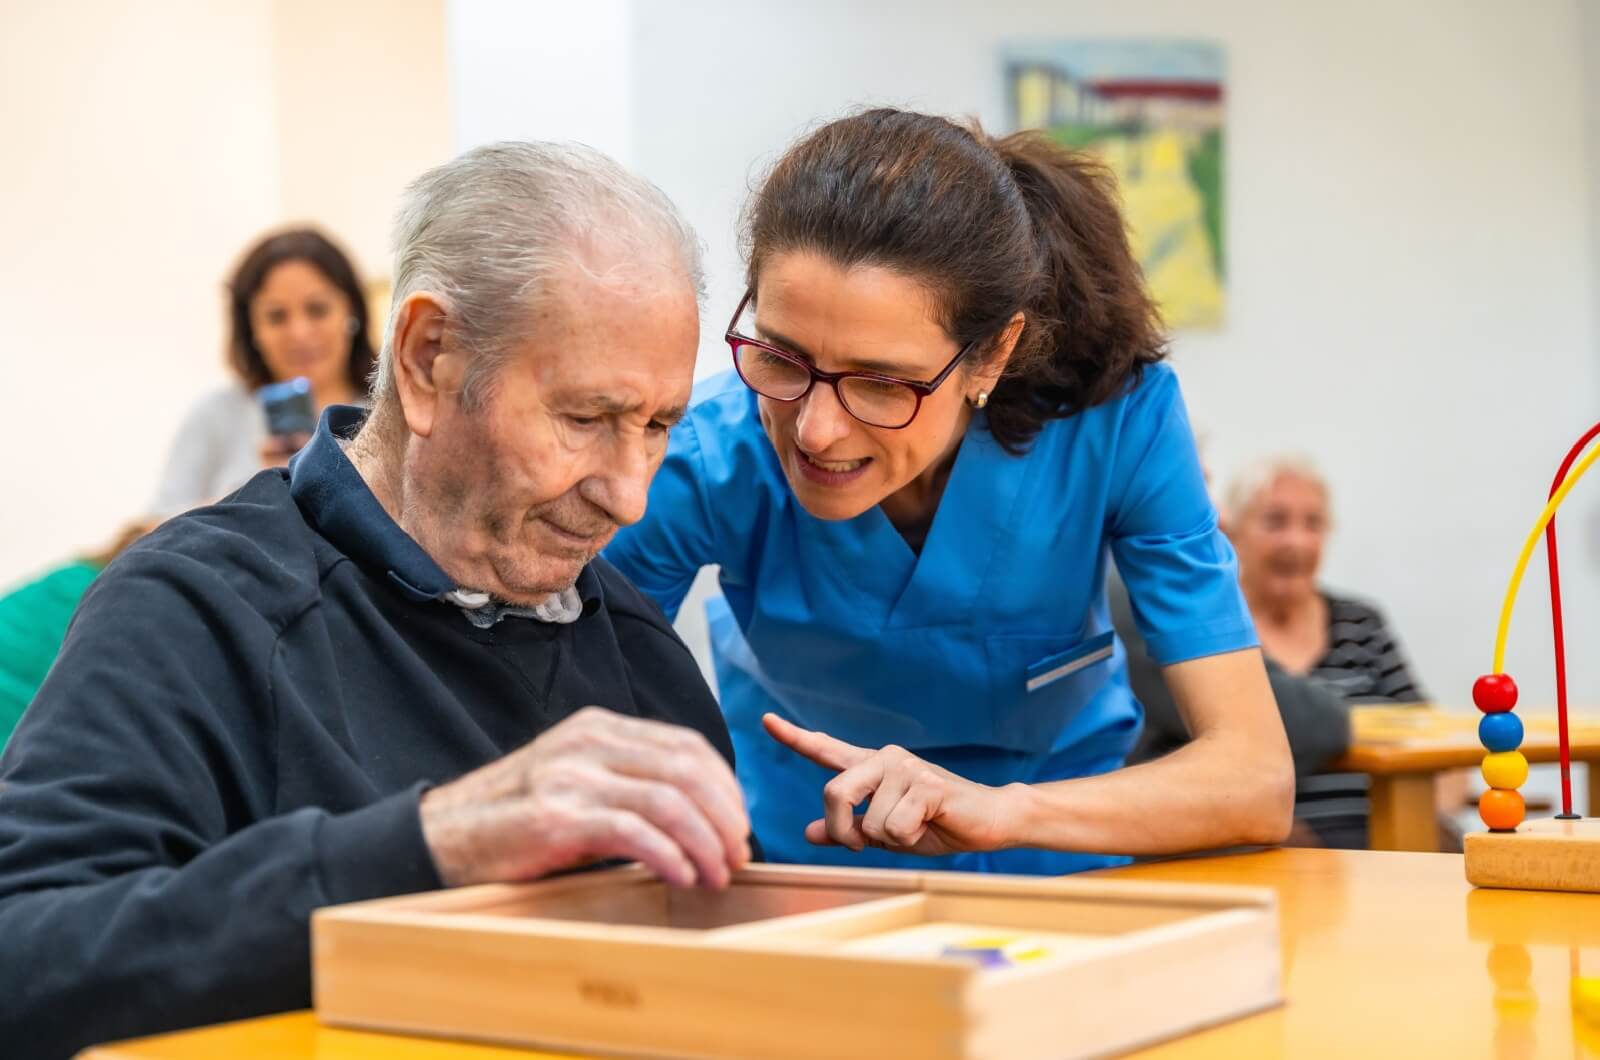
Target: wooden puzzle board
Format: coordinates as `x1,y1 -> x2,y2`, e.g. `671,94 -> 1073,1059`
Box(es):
313,863 -> 1282,1060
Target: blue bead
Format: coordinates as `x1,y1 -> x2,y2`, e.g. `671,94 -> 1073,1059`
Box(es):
1480,711 -> 1524,753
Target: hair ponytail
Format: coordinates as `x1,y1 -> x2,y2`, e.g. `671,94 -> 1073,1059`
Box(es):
987,131 -> 1166,447
745,108 -> 1166,452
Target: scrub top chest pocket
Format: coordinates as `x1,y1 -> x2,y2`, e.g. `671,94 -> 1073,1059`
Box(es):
985,630 -> 1117,751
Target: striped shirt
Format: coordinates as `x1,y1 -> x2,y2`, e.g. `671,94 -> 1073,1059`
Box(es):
1306,592 -> 1426,702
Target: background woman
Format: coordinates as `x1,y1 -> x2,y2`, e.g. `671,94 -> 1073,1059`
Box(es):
150,228 -> 376,514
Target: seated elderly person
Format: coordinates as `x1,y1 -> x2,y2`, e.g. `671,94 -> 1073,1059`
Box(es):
1225,455 -> 1434,848
1118,570 -> 1351,783
1226,456 -> 1426,701
0,143 -> 750,1057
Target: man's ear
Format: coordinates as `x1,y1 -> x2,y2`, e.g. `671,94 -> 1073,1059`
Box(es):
389,292 -> 467,438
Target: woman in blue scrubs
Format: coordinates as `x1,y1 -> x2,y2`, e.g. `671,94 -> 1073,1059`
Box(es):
606,109 -> 1292,874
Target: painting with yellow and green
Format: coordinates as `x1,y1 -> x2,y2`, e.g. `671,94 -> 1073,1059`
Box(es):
1004,40 -> 1225,329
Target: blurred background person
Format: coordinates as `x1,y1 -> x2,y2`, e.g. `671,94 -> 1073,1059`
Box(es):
1227,456 -> 1426,702
149,228 -> 376,515
0,518 -> 156,749
1120,449 -> 1351,847
1226,455 -> 1458,848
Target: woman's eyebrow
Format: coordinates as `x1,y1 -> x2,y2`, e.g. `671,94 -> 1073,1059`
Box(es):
756,324 -> 922,377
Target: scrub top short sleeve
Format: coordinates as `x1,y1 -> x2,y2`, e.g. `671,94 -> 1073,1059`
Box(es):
1108,368 -> 1257,665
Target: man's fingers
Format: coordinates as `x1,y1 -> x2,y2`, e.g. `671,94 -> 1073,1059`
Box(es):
588,730 -> 749,873
585,808 -> 696,888
631,715 -> 746,817
762,713 -> 869,772
594,774 -> 735,889
596,713 -> 748,848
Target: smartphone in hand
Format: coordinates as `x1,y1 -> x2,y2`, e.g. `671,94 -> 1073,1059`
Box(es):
257,377 -> 316,438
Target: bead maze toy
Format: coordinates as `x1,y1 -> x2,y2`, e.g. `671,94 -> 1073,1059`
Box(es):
1464,424 -> 1600,892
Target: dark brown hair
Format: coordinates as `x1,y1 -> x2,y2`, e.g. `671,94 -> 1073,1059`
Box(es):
225,228 -> 376,392
743,108 -> 1166,452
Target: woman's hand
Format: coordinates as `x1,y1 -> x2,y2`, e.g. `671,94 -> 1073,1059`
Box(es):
258,432 -> 311,470
762,713 -> 1018,857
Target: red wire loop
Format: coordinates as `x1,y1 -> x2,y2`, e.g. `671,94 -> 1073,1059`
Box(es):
1545,423 -> 1600,816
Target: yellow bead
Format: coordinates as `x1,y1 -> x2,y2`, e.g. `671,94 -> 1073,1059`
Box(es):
1575,975 -> 1600,1025
1482,751 -> 1530,790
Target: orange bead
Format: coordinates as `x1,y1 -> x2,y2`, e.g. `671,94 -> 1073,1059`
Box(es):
1479,788 -> 1525,831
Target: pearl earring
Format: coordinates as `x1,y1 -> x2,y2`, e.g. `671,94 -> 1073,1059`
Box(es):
974,390 -> 989,409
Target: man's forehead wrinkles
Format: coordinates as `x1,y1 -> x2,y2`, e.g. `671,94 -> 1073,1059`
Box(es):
557,388 -> 689,420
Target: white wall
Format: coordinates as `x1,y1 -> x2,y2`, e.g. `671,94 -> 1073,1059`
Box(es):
447,0 -> 632,159
1586,1 -> 1600,371
619,0 -> 1598,717
0,1 -> 449,581
274,0 -> 451,279
0,2 -> 281,573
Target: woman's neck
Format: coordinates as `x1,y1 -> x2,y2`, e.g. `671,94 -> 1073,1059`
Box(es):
310,377 -> 358,411
1245,584 -> 1321,629
878,408 -> 972,550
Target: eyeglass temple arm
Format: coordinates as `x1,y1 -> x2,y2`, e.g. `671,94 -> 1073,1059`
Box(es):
726,289 -> 754,337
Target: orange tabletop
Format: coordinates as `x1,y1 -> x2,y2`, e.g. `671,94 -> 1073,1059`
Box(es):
81,848 -> 1600,1059
1327,705 -> 1600,851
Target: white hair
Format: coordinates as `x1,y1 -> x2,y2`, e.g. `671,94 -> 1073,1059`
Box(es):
372,141 -> 706,407
1224,454 -> 1331,526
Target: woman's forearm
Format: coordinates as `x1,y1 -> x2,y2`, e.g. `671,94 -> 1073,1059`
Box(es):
999,649 -> 1295,855
999,735 -> 1294,855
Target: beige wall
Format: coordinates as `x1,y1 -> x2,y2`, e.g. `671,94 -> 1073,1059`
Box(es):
273,0 -> 450,278
0,0 -> 448,579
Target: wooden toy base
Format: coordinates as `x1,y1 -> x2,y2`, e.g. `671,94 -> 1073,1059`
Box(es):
313,863 -> 1283,1059
1465,816 -> 1600,893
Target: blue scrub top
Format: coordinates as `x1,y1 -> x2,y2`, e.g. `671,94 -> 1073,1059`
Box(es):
605,363 -> 1256,875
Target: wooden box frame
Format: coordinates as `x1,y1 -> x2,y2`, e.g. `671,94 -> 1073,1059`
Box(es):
313,863 -> 1282,1059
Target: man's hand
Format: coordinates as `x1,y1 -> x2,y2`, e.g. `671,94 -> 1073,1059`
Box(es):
420,707 -> 751,889
763,713 -> 1019,857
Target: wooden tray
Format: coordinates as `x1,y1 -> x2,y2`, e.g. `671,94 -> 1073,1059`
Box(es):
312,863 -> 1282,1059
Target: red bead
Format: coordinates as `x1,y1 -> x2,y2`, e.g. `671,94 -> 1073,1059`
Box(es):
1474,674 -> 1518,714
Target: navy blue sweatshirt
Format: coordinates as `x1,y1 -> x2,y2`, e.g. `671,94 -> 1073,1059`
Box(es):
0,408 -> 736,1058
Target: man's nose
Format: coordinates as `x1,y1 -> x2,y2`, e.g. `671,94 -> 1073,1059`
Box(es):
590,437 -> 653,527
794,383 -> 853,453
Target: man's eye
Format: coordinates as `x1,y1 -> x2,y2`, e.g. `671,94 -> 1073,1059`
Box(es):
647,420 -> 671,434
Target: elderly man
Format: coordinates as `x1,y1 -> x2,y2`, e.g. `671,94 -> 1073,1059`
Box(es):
0,143 -> 749,1057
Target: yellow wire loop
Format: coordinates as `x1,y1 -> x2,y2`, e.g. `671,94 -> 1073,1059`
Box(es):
1493,443 -> 1600,673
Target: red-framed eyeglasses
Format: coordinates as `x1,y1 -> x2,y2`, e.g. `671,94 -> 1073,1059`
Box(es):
724,289 -> 974,430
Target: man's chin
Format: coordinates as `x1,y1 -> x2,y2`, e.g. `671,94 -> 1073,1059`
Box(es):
491,562 -> 586,605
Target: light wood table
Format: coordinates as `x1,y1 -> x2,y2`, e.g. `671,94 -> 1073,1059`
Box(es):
1327,706 -> 1600,852
82,849 -> 1600,1059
